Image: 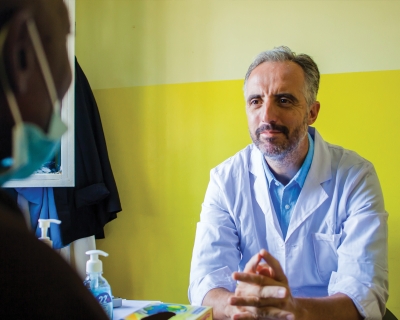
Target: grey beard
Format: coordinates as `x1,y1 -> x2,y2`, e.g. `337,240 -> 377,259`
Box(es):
251,115 -> 309,164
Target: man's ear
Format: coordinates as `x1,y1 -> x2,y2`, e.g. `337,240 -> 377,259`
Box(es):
4,10 -> 35,94
308,101 -> 320,125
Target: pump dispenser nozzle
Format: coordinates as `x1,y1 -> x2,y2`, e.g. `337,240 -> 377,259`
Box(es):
86,250 -> 108,273
38,218 -> 61,248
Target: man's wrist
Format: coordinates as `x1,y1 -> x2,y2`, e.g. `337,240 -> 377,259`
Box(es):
202,288 -> 234,320
292,297 -> 309,320
224,303 -> 235,319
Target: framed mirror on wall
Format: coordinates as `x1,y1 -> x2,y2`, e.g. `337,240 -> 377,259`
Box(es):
3,0 -> 75,188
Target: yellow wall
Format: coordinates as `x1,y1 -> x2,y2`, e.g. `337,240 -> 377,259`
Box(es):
76,0 -> 400,315
76,0 -> 400,89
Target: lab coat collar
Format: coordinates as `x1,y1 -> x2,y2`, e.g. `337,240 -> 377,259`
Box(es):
285,127 -> 331,240
249,143 -> 283,239
249,127 -> 332,242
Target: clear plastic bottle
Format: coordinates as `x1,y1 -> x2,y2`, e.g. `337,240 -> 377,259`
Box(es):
84,250 -> 113,319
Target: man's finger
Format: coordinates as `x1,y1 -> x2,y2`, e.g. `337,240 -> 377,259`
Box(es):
229,294 -> 286,307
234,281 -> 287,299
257,264 -> 274,278
242,251 -> 262,274
233,271 -> 277,287
259,249 -> 287,282
231,306 -> 294,320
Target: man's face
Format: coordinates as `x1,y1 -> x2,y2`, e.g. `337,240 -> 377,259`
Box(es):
245,61 -> 318,161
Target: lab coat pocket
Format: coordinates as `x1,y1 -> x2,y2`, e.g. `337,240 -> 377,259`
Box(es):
312,233 -> 340,282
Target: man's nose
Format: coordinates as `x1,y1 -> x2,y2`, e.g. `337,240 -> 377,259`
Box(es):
261,100 -> 278,123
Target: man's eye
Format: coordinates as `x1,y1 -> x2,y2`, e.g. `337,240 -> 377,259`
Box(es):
279,98 -> 292,105
250,99 -> 260,105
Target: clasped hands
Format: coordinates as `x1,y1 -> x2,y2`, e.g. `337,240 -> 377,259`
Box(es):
225,249 -> 302,320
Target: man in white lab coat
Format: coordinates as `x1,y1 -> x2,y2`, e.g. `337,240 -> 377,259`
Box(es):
189,46 -> 388,320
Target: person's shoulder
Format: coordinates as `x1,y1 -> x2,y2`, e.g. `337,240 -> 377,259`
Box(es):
0,190 -> 26,224
322,139 -> 374,172
211,144 -> 255,177
328,142 -> 371,163
313,128 -> 370,166
0,200 -> 109,319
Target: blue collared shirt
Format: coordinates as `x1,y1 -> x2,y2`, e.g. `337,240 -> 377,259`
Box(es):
262,133 -> 314,239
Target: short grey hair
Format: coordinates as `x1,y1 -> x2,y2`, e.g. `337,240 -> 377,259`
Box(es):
244,46 -> 320,106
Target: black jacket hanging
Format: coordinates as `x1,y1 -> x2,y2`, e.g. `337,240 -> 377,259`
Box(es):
53,58 -> 122,245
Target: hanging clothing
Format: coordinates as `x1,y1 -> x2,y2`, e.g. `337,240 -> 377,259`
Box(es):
53,58 -> 122,245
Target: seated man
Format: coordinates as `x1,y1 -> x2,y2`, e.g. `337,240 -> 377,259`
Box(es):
189,46 -> 388,320
0,0 -> 107,318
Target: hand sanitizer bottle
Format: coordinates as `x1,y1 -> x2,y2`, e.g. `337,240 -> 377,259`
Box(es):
38,219 -> 61,248
84,250 -> 113,319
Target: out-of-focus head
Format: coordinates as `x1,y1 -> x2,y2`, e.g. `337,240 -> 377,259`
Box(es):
244,46 -> 320,107
0,0 -> 71,161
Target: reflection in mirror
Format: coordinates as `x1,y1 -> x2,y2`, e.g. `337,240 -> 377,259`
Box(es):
2,0 -> 75,188
34,153 -> 61,174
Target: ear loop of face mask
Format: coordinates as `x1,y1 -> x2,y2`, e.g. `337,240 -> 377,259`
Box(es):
0,24 -> 22,126
0,23 -> 24,168
26,18 -> 62,120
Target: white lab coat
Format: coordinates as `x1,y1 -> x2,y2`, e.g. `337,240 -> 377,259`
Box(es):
189,127 -> 388,320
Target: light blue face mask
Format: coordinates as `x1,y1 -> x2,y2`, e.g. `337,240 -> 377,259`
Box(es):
0,19 -> 67,186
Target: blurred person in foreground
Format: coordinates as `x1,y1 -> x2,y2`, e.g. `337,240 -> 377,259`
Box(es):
0,0 -> 108,318
189,46 -> 388,320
